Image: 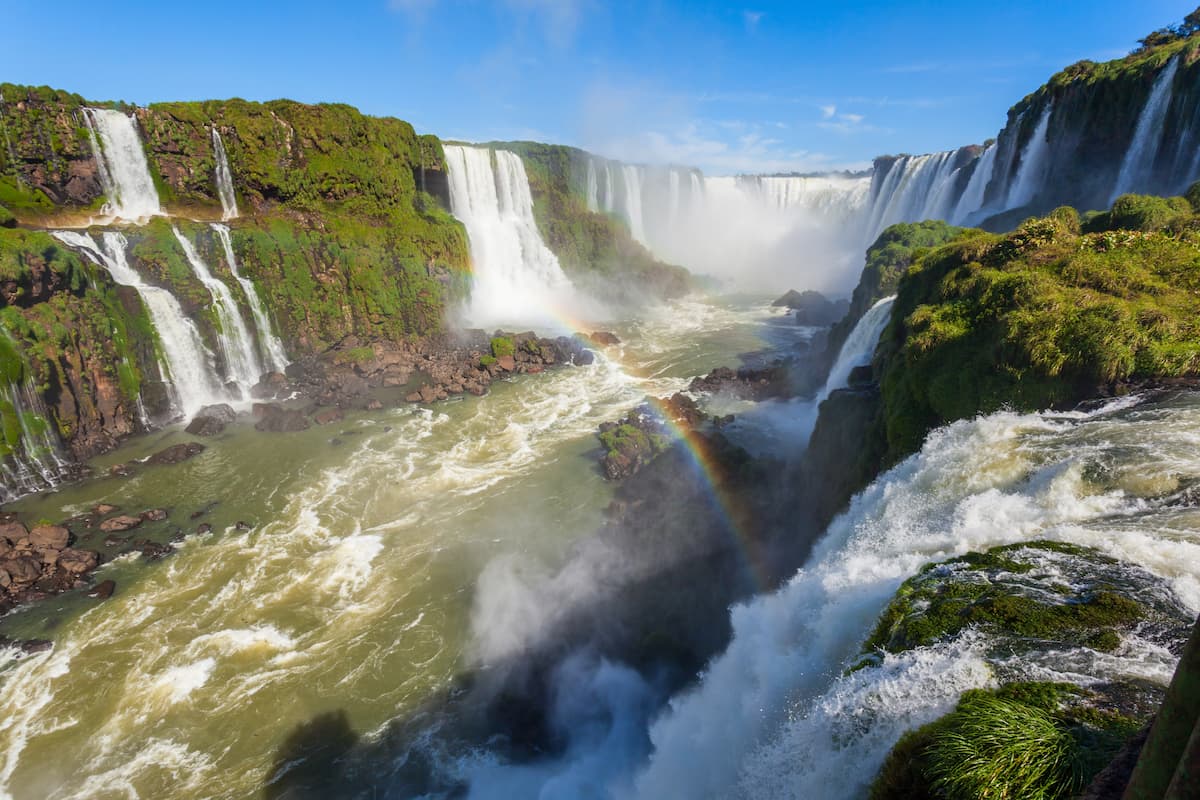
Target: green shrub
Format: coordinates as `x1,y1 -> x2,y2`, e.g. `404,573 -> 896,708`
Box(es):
490,336 -> 515,358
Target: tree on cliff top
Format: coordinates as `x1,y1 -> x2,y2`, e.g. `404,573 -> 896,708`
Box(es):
1135,6 -> 1200,52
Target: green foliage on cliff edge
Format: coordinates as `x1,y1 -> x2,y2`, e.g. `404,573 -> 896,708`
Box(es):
877,193 -> 1200,460
484,142 -> 692,302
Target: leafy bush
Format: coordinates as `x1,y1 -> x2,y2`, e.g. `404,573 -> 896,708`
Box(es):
490,336 -> 515,358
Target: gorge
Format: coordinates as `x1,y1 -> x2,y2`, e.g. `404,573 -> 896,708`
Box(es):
1,12 -> 1200,800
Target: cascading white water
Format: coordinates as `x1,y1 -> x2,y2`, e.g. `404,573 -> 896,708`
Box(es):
632,395 -> 1200,799
818,295 -> 893,402
82,108 -> 161,221
586,160 -> 599,213
1111,56 -> 1180,203
444,145 -> 581,328
864,152 -> 961,242
603,164 -> 616,214
171,226 -> 264,393
0,373 -> 72,502
1005,104 -> 1054,210
211,224 -> 288,374
52,230 -> 225,418
211,128 -> 239,221
621,165 -> 648,245
951,142 -> 997,224
667,170 -> 681,226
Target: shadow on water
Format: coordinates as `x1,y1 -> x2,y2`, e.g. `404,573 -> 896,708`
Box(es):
261,409 -> 847,798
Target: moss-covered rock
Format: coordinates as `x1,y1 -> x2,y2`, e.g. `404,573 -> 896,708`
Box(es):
860,540 -> 1183,657
877,201 -> 1200,461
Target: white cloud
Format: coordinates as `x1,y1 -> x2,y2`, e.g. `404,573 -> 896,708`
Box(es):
505,0 -> 587,48
388,0 -> 438,17
820,104 -> 837,119
743,10 -> 764,32
840,112 -> 864,124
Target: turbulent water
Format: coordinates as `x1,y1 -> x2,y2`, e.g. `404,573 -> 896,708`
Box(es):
0,296 -> 798,800
629,393 -> 1200,800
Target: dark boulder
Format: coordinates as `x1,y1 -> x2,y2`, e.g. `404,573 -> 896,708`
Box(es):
253,404 -> 311,433
185,403 -> 237,436
57,548 -> 99,574
99,515 -> 142,533
141,508 -> 168,522
773,289 -> 849,327
146,442 -> 206,465
28,525 -> 69,551
86,579 -> 116,600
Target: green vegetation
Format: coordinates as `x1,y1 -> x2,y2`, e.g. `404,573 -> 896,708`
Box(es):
877,193 -> 1200,460
827,220 -> 966,362
598,422 -> 669,463
862,541 -> 1151,656
870,684 -> 1139,800
489,336 -> 515,358
486,142 -> 691,302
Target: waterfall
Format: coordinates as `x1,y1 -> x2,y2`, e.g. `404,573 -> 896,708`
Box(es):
586,160 -> 599,212
0,371 -> 72,502
52,230 -> 225,418
443,145 -> 578,327
212,224 -> 288,373
621,165 -> 648,244
631,396 -> 1200,800
1005,104 -> 1053,210
171,226 -> 264,393
603,164 -> 615,213
864,152 -> 961,242
1111,56 -> 1180,203
668,169 -> 681,226
82,108 -> 161,221
211,128 -> 239,220
819,296 -> 894,402
951,142 -> 997,224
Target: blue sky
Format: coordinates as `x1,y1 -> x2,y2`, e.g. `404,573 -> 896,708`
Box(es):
3,1 -> 1195,174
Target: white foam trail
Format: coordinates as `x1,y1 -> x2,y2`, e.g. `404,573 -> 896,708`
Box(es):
172,225 -> 264,393
1111,56 -> 1180,203
212,223 -> 289,372
211,127 -> 239,220
586,159 -> 599,212
0,374 -> 72,501
82,108 -> 161,221
952,142 -> 997,224
819,295 -> 893,402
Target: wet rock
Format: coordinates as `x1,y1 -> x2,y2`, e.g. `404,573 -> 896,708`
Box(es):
86,579 -> 115,600
365,398 -> 383,410
496,355 -> 516,372
57,548 -> 99,574
3,556 -> 42,585
39,549 -> 61,566
196,523 -> 213,534
103,534 -> 128,548
28,525 -> 68,552
190,502 -> 218,520
235,521 -> 254,531
109,463 -> 136,478
0,539 -> 10,558
847,364 -> 875,388
0,521 -> 29,543
141,508 -> 168,522
130,540 -> 172,561
330,437 -> 344,447
185,403 -> 237,436
254,404 -> 311,433
93,503 -> 118,515
19,639 -> 52,654
252,372 -> 290,400
312,408 -> 344,426
773,290 -> 850,327
99,515 -> 142,533
588,331 -> 621,347
146,442 -> 206,465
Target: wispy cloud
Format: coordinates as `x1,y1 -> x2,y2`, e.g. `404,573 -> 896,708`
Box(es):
743,10 -> 764,32
820,104 -> 836,119
388,0 -> 588,47
882,61 -> 942,74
